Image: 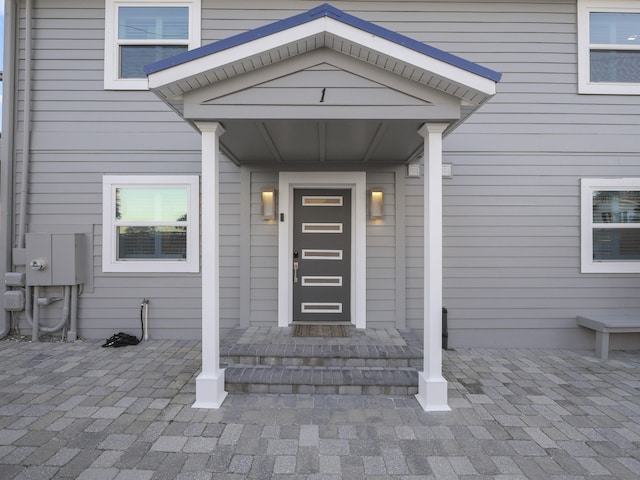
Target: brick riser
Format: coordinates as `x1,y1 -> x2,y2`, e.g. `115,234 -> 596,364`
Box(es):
225,365 -> 419,395
221,341 -> 424,395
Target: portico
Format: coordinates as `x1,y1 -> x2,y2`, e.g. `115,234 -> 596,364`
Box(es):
145,3 -> 500,410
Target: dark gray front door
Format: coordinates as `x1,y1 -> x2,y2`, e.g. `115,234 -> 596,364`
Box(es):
293,188 -> 351,322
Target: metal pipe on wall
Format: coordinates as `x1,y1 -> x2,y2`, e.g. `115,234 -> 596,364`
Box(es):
31,286 -> 40,342
26,285 -> 72,340
68,285 -> 79,341
0,0 -> 21,338
17,0 -> 34,249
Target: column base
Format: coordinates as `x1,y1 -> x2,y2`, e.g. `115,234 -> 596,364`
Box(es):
415,372 -> 451,412
193,369 -> 228,409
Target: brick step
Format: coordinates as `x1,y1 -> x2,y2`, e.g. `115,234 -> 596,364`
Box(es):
224,365 -> 419,395
221,343 -> 424,369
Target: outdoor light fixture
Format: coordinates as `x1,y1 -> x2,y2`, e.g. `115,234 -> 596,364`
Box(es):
369,188 -> 384,220
261,188 -> 276,220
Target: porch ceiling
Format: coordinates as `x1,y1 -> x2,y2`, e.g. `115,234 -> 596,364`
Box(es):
218,119 -> 425,165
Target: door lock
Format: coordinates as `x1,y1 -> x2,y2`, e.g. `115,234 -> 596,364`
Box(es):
293,261 -> 299,283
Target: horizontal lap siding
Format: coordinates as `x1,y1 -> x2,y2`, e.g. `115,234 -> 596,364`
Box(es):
366,172 -> 396,326
434,2 -> 640,347
249,171 -> 279,326
19,0 -> 640,345
18,0 -> 241,339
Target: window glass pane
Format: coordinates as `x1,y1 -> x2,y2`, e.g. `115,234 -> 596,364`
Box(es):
590,12 -> 640,44
592,191 -> 640,223
116,187 -> 188,222
117,227 -> 187,259
119,6 -> 188,40
590,50 -> 640,82
120,45 -> 188,78
593,228 -> 640,260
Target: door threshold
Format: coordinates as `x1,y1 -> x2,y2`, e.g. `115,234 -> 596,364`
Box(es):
291,321 -> 353,326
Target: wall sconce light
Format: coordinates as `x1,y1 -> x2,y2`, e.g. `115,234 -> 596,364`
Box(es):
369,188 -> 384,220
261,188 -> 277,220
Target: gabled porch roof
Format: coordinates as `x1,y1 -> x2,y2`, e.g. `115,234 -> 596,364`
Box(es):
145,3 -> 501,165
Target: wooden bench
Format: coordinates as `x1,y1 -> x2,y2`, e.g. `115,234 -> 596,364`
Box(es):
576,315 -> 640,360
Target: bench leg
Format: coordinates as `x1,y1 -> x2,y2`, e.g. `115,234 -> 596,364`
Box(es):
595,331 -> 609,360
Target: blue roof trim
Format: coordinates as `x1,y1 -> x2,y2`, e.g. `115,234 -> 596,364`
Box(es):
144,3 -> 502,83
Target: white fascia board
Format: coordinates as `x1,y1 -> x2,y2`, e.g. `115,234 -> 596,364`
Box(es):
149,16 -> 496,97
324,20 -> 497,97
148,20 -> 327,89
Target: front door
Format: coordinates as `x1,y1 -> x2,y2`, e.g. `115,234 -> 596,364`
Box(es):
292,188 -> 351,322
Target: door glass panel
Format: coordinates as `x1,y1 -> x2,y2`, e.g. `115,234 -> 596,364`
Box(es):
302,196 -> 343,206
301,303 -> 343,313
301,276 -> 343,286
302,223 -> 343,233
302,249 -> 343,260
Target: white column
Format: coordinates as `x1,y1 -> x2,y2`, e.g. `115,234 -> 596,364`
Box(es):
415,123 -> 451,411
193,122 -> 228,409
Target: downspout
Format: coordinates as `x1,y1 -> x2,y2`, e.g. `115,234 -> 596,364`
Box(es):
18,0 -> 34,249
0,0 -> 20,338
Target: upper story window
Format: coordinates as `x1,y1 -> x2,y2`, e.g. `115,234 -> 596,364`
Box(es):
578,0 -> 640,94
105,0 -> 201,90
581,178 -> 640,273
103,175 -> 200,272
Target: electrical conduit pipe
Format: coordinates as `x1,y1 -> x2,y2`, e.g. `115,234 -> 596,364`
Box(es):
27,286 -> 72,341
0,0 -> 20,339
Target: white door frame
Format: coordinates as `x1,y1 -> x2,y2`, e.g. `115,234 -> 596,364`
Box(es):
278,172 -> 367,329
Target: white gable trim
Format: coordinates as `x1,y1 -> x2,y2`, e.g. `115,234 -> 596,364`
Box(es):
148,16 -> 496,97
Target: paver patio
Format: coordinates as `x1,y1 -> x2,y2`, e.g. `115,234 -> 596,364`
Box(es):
0,336 -> 639,479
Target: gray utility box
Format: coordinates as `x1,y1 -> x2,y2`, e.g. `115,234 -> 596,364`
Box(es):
3,290 -> 25,311
25,233 -> 85,286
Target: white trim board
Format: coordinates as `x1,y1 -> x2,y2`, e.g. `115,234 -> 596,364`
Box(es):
278,172 -> 367,329
148,16 -> 496,98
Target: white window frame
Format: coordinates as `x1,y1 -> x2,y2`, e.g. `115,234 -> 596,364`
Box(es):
578,0 -> 640,95
102,175 -> 200,272
581,178 -> 640,273
104,0 -> 201,90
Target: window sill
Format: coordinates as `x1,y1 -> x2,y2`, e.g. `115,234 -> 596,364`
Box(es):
103,261 -> 199,273
579,82 -> 640,95
104,78 -> 150,91
581,262 -> 640,274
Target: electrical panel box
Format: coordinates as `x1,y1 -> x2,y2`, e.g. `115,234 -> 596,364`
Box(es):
25,233 -> 85,286
3,290 -> 25,311
5,272 -> 25,287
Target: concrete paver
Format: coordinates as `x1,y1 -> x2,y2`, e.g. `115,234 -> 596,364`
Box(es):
0,337 -> 639,479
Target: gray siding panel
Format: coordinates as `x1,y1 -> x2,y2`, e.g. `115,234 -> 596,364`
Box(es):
12,0 -> 241,340
249,170 -> 279,326
366,171 -> 397,326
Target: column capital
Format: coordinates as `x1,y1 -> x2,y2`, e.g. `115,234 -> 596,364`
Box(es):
195,121 -> 226,137
417,123 -> 449,137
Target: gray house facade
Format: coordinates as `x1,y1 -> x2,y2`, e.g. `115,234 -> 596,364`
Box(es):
1,0 -> 639,409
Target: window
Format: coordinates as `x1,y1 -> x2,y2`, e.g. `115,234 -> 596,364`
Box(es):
103,176 -> 200,272
578,0 -> 640,94
104,0 -> 201,90
581,178 -> 640,273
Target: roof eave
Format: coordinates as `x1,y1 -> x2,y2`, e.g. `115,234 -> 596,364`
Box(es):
146,3 -> 501,96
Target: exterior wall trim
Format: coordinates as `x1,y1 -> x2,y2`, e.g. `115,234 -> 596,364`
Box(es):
416,123 -> 450,412
278,172 -> 367,329
193,121 -> 227,409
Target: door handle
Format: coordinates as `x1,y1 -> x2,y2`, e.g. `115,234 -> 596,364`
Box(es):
293,261 -> 299,283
